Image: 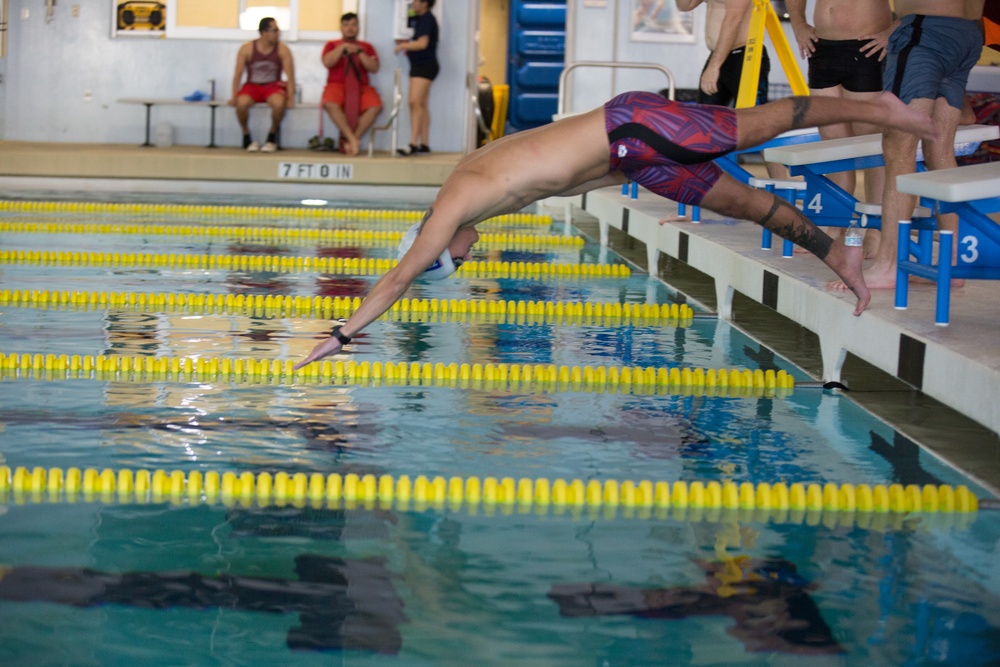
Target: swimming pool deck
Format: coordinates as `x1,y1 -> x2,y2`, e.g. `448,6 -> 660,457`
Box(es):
0,140 -> 997,487
0,141 -> 452,202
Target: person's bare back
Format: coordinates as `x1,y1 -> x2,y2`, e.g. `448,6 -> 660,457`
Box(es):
442,108 -> 613,226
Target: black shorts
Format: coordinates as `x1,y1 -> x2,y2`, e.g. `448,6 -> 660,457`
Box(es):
697,46 -> 770,107
409,60 -> 440,81
808,39 -> 884,93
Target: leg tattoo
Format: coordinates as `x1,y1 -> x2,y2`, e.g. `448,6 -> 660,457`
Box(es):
759,198 -> 781,228
757,195 -> 833,259
790,97 -> 811,129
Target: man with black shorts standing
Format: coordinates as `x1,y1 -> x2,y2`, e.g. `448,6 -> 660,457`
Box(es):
788,0 -> 894,249
675,0 -> 767,107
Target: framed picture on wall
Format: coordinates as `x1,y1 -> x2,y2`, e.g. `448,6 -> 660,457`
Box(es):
630,0 -> 696,43
112,1 -> 167,37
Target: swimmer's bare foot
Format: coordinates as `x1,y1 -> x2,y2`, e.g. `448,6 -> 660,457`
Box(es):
659,213 -> 690,224
879,93 -> 939,142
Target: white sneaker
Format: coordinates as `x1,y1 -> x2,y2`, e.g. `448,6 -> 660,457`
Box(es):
246,141 -> 260,152
260,141 -> 277,153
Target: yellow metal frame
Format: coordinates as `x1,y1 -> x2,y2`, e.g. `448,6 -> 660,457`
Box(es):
736,0 -> 809,108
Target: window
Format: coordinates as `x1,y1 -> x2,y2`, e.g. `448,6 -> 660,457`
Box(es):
164,0 -> 359,41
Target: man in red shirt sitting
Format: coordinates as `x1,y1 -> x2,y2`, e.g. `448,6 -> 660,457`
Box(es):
321,13 -> 383,156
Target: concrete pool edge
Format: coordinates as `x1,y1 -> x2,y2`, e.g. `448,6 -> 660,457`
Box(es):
545,188 -> 1000,493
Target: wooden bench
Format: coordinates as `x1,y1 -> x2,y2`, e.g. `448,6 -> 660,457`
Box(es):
762,125 -> 1000,229
118,98 -> 319,148
894,162 -> 1000,325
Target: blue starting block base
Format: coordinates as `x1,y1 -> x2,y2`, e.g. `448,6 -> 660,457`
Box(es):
895,163 -> 1000,326
762,126 -> 998,231
683,127 -> 822,230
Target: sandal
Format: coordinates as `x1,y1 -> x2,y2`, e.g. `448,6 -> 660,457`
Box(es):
397,144 -> 419,156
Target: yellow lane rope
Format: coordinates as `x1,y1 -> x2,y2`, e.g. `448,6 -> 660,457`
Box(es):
0,467 -> 979,519
0,353 -> 794,396
0,200 -> 553,225
0,222 -> 583,248
0,251 -> 631,278
1,289 -> 694,326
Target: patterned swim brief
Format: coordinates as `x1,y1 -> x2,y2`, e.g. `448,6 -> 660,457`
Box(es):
604,91 -> 738,206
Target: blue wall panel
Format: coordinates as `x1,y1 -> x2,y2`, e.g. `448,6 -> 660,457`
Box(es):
506,1 -> 566,132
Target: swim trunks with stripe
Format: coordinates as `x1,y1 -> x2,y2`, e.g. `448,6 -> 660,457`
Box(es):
605,91 -> 738,206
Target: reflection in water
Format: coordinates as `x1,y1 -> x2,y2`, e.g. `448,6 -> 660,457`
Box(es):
226,505 -> 392,541
226,268 -> 293,293
0,409 -> 382,457
0,556 -> 406,654
868,430 -> 944,486
549,556 -> 844,656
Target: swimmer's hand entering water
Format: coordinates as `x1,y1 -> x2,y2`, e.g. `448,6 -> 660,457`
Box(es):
293,337 -> 343,370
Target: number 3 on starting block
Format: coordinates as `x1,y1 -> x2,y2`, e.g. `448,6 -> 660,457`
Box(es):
959,223 -> 1000,266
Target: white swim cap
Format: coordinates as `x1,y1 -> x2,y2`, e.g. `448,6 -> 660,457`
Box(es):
397,222 -> 458,281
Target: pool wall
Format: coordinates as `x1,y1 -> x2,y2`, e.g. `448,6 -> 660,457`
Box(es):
550,190 -> 1000,438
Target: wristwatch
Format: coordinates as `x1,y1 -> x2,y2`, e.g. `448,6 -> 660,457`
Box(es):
331,325 -> 352,345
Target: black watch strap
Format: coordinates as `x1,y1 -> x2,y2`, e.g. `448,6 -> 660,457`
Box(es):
331,326 -> 352,345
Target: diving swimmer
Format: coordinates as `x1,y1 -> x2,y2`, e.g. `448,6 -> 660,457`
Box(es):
295,91 -> 937,368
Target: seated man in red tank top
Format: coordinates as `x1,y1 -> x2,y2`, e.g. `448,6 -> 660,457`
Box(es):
321,12 -> 383,156
229,16 -> 296,153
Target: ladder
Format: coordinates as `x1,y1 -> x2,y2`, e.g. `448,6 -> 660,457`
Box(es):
736,0 -> 808,108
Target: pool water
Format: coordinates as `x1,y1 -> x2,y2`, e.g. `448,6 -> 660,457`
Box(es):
1,201 -> 999,666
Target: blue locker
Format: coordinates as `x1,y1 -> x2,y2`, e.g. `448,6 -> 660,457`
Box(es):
506,1 -> 566,132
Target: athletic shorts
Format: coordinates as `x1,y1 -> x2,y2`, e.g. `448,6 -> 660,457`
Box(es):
808,39 -> 884,93
237,82 -> 287,104
698,46 -> 769,107
883,15 -> 982,110
321,83 -> 383,113
409,60 -> 440,81
605,91 -> 738,206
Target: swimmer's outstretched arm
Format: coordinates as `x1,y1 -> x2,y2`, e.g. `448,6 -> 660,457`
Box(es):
293,210 -> 457,369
